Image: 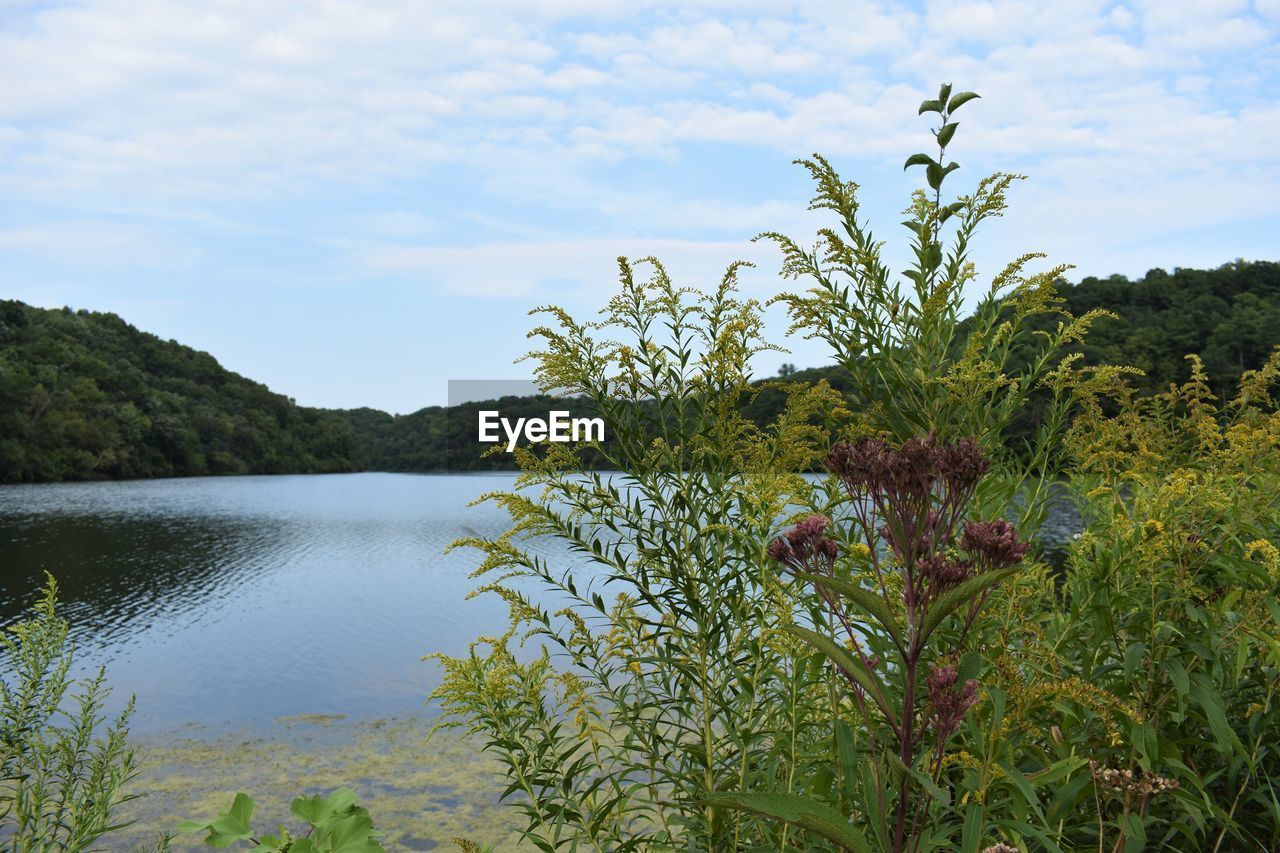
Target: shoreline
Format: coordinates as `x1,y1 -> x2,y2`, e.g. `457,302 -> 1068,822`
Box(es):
117,712 -> 527,851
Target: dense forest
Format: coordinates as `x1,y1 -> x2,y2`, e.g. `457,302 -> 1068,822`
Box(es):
0,301 -> 363,482
2,260 -> 1277,482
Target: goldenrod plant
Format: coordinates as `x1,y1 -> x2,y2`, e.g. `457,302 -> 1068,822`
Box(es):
430,83 -> 1116,850
1043,352 -> 1280,850
0,576 -> 140,851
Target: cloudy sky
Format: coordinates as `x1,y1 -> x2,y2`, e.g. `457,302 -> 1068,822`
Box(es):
3,0 -> 1277,412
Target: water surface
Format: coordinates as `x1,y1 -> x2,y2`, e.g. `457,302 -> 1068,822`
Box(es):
0,473 -> 541,730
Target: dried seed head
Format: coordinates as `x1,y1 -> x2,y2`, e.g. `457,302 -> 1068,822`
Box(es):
767,514 -> 838,574
960,518 -> 1029,570
917,554 -> 973,591
926,663 -> 980,742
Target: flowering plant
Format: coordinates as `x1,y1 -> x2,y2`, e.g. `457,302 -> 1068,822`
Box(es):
708,433 -> 1030,851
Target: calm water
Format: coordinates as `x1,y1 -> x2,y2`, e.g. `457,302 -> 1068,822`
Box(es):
0,473 -> 567,731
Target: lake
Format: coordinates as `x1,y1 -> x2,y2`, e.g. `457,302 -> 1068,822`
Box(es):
0,472 -> 546,731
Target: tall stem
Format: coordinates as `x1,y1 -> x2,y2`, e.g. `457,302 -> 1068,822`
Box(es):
893,648 -> 919,853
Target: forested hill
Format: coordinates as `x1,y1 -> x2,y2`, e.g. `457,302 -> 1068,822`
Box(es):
0,301 -> 363,482
2,260 -> 1278,482
1054,260 -> 1280,397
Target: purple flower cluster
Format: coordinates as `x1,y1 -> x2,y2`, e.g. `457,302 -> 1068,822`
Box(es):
765,429 -> 1029,840
825,432 -> 989,502
766,514 -> 838,575
960,519 -> 1030,571
916,555 -> 973,591
926,663 -> 980,742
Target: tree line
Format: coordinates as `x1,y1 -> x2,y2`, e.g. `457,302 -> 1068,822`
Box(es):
2,259 -> 1277,483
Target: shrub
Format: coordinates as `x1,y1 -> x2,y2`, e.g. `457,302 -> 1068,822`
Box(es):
1041,352 -> 1280,849
1,576 -> 139,851
429,83 -> 1109,850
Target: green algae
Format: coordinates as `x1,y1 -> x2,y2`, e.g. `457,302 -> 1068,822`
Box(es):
116,714 -> 529,851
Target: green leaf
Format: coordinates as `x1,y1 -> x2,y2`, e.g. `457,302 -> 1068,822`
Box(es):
884,750 -> 951,806
960,802 -> 984,853
293,787 -> 362,828
795,572 -> 905,649
927,162 -> 943,190
834,720 -> 859,801
784,625 -> 899,730
1027,756 -> 1086,788
918,99 -> 943,115
1166,658 -> 1189,697
939,201 -> 965,224
903,153 -> 936,171
938,83 -> 953,105
175,820 -> 209,834
920,565 -> 1021,644
700,792 -> 872,852
325,813 -> 385,853
206,792 -> 256,847
936,122 -> 958,148
1123,642 -> 1147,679
1189,678 -> 1245,755
947,91 -> 981,112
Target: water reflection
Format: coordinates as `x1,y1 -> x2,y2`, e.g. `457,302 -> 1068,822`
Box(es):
0,474 -> 532,730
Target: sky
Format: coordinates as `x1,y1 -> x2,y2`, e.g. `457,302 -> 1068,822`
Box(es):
3,0 -> 1278,413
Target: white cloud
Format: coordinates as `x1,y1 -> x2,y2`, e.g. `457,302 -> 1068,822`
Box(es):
351,236 -> 777,299
1,0 -> 1277,292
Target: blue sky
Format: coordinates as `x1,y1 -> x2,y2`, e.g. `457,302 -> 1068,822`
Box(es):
3,0 -> 1278,412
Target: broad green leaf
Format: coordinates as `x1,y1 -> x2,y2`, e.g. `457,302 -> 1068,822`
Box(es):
936,122 -> 958,148
201,792 -> 256,847
292,793 -> 329,825
795,572 -> 904,649
904,153 -> 937,170
325,813 -> 385,853
700,792 -> 872,852
918,99 -> 943,114
920,565 -> 1021,644
947,91 -> 981,112
784,625 -> 899,730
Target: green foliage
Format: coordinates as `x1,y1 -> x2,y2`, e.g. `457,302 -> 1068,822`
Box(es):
1029,353 -> 1280,849
0,301 -> 361,482
1053,261 -> 1280,397
699,791 -> 872,852
429,83 -> 1112,851
1,575 -> 140,851
7,258 -> 1277,482
176,787 -> 385,852
430,257 -> 847,849
431,79 -> 1280,853
762,82 -> 1125,536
